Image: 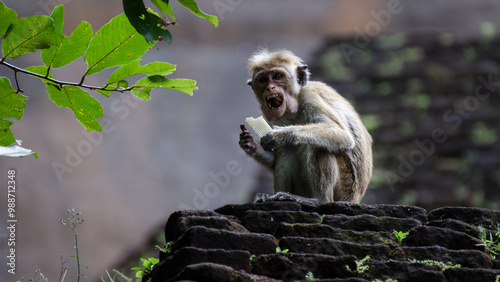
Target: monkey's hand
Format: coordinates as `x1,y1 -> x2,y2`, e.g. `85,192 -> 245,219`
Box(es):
261,129 -> 290,152
239,124 -> 258,154
260,133 -> 276,152
240,124 -> 276,171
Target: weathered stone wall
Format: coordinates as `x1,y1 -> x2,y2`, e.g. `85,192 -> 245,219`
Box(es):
309,33 -> 500,209
150,201 -> 500,281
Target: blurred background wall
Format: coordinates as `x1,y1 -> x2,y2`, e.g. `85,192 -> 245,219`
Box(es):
0,0 -> 499,281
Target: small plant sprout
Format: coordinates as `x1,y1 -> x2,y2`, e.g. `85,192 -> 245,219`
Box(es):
393,230 -> 410,244
100,269 -> 133,282
131,257 -> 159,280
409,259 -> 461,271
59,209 -> 86,282
320,214 -> 327,222
25,266 -> 48,282
155,241 -> 173,254
477,225 -> 500,260
58,256 -> 70,282
346,255 -> 370,274
276,246 -> 289,253
305,271 -> 319,281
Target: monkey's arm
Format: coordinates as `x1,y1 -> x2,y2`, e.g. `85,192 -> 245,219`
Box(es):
239,124 -> 276,171
261,94 -> 356,152
261,122 -> 355,153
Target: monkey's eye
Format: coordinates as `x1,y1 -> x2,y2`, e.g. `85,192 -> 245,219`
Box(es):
258,76 -> 268,83
273,73 -> 283,80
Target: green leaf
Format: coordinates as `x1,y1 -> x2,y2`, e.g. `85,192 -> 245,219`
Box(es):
151,0 -> 176,22
151,0 -> 169,13
41,4 -> 92,69
2,15 -> 57,59
107,59 -> 176,85
49,4 -> 64,44
0,119 -> 15,146
178,0 -> 218,27
46,85 -> 103,131
135,270 -> 144,278
132,76 -> 197,100
161,28 -> 172,44
41,21 -> 93,68
84,13 -> 152,77
0,77 -> 26,147
95,88 -> 113,98
123,0 -> 171,43
0,1 -> 17,38
117,80 -> 129,88
0,77 -> 27,120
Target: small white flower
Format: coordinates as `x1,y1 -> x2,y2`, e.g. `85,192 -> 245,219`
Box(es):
0,140 -> 36,158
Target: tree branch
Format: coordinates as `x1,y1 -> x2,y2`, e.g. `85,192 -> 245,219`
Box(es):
13,70 -> 22,93
0,60 -> 133,93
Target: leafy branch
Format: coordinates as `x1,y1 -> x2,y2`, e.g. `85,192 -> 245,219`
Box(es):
0,0 -> 217,156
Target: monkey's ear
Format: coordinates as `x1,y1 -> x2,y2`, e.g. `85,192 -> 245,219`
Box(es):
247,79 -> 253,86
297,65 -> 309,86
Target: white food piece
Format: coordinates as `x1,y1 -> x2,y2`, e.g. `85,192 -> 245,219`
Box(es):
245,116 -> 272,138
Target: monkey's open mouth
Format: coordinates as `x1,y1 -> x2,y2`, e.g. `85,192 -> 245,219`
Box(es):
266,94 -> 284,109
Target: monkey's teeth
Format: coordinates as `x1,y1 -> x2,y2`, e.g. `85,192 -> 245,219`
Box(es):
266,95 -> 283,101
266,95 -> 284,109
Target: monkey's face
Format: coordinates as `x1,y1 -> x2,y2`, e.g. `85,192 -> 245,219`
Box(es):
249,67 -> 299,122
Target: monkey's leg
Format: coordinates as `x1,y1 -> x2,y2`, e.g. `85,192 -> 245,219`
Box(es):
254,147 -> 320,205
272,147 -> 300,194
255,149 -> 338,206
312,151 -> 338,204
